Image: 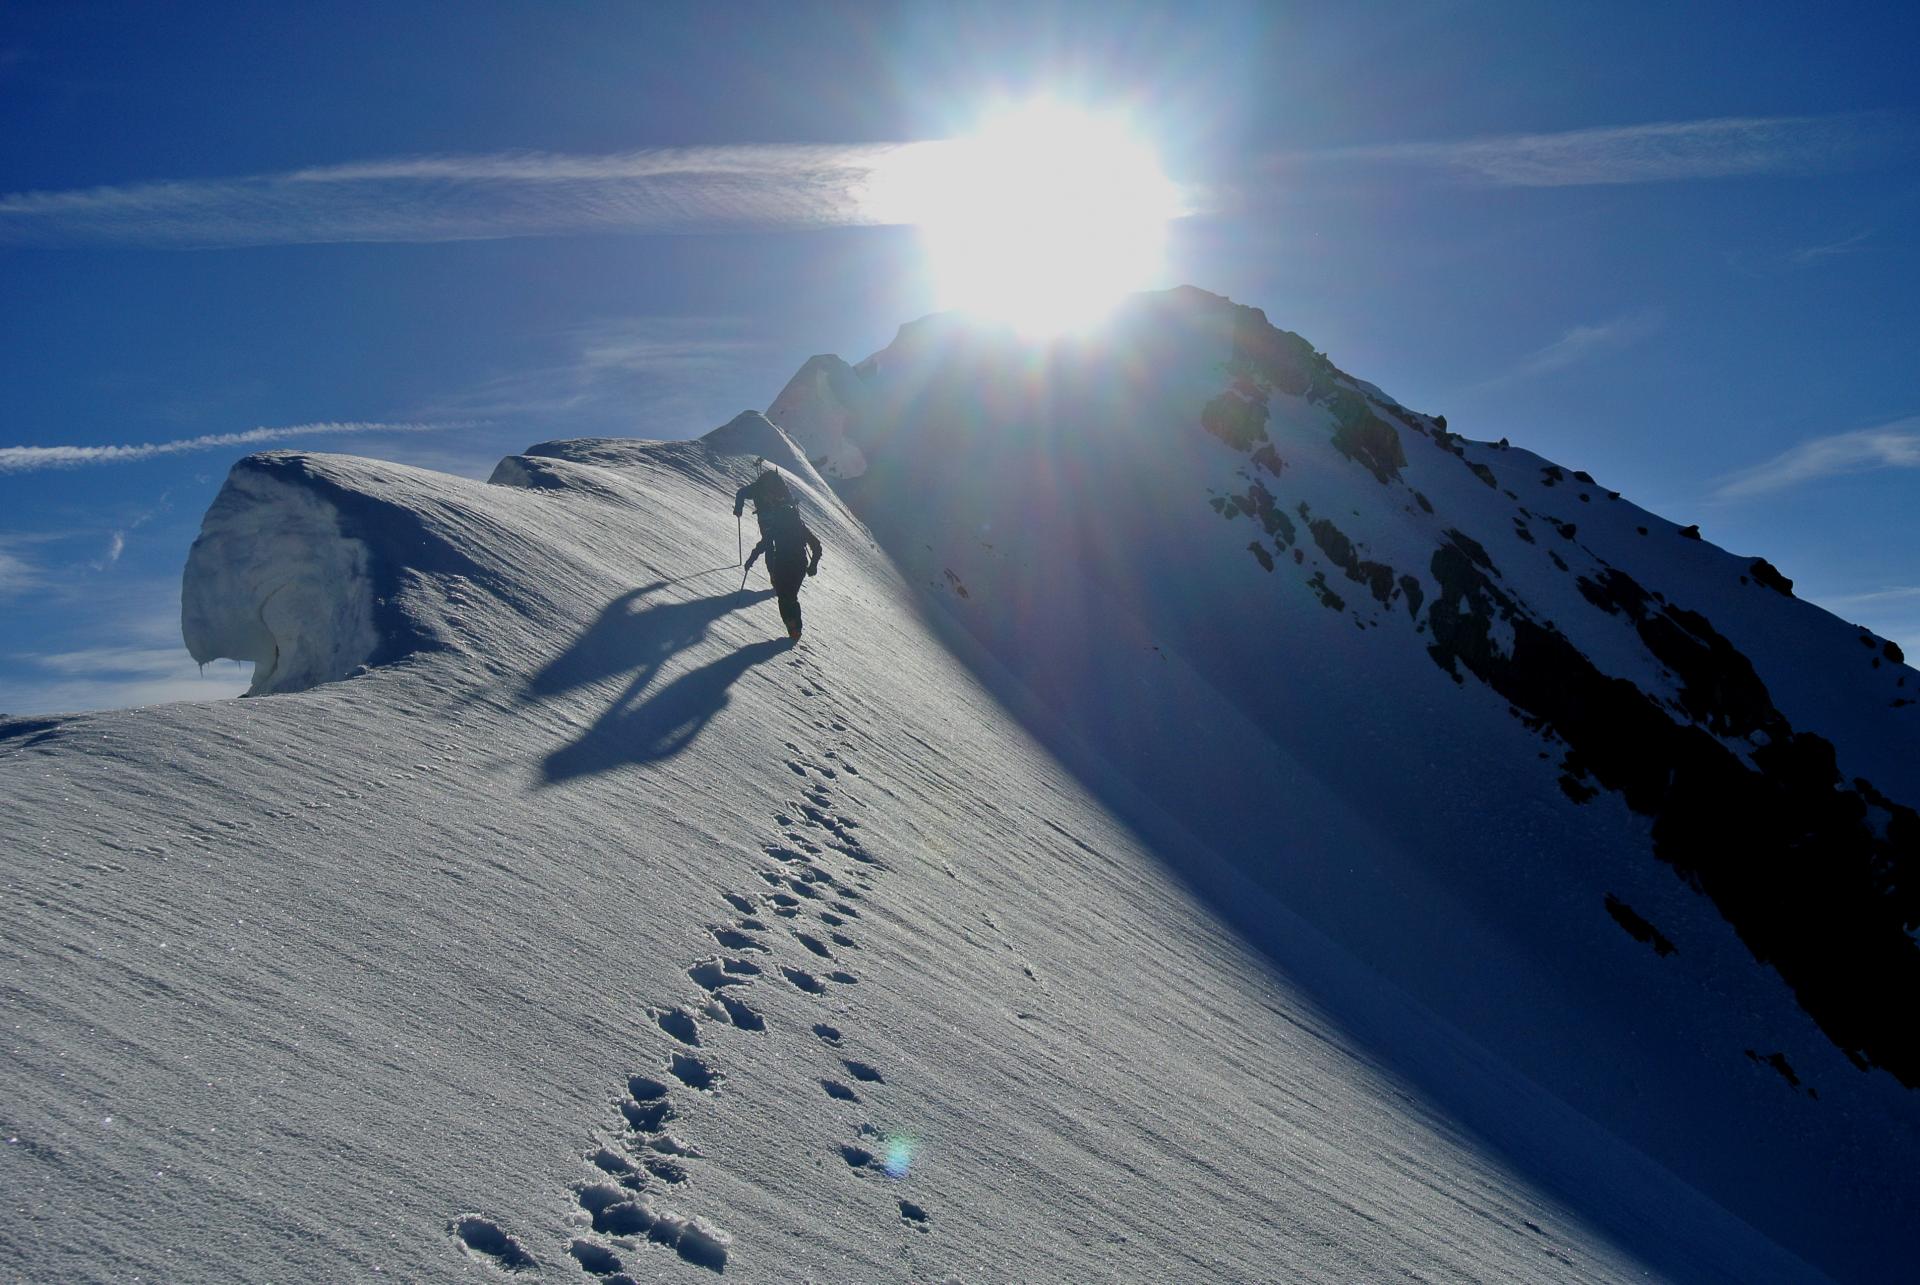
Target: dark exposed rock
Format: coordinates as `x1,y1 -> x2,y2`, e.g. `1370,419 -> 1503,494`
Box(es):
1202,387 -> 1270,451
1746,1049 -> 1806,1090
1413,491 -> 1434,514
1306,571 -> 1345,611
1397,574 -> 1424,620
1247,542 -> 1274,572
1329,394 -> 1409,484
1560,773 -> 1599,804
1228,479 -> 1296,547
1513,518 -> 1536,545
1573,470 -> 1595,484
1226,308 -> 1322,396
1468,462 -> 1498,489
1604,894 -> 1677,956
1577,567 -> 1774,739
1888,640 -> 1907,665
1449,530 -> 1496,571
1749,558 -> 1794,596
1425,535 -> 1920,1085
1678,524 -> 1701,540
1305,514 -> 1396,606
1251,443 -> 1286,476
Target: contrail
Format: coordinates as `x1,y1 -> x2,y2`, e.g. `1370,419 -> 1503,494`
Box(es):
0,421 -> 465,473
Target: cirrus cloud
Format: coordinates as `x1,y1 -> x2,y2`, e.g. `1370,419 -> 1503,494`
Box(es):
0,143 -> 927,248
1712,418 -> 1920,499
1293,113 -> 1900,187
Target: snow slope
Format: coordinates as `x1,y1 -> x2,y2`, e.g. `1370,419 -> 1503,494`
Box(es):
0,290 -> 1912,1283
762,288 -> 1920,1279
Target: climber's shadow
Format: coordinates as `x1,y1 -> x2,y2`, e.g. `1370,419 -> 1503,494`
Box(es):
531,584 -> 787,781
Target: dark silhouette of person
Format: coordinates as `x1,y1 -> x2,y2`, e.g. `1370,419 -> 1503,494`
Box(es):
735,469 -> 823,640
735,469 -> 793,543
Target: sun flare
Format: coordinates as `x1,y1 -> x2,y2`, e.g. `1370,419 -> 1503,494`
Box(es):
868,101 -> 1181,335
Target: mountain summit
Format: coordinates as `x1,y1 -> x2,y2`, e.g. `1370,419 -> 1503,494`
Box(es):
3,287 -> 1914,1282
771,283 -> 1919,1078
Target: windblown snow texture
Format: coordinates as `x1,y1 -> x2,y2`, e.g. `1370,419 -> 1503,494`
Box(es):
1,296 -> 1914,1283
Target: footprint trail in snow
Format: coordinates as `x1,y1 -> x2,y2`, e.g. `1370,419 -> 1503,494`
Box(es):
510,639 -> 931,1275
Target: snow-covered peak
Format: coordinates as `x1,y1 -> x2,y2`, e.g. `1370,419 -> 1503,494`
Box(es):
764,364 -> 872,478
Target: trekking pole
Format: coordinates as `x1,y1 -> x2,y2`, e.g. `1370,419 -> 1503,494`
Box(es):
736,511 -> 743,568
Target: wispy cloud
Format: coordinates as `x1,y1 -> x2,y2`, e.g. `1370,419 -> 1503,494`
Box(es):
0,584 -> 253,714
0,542 -> 41,597
417,317 -> 768,425
1713,418 -> 1920,499
0,647 -> 252,715
1468,311 -> 1662,391
0,420 -> 466,474
1297,114 -> 1897,187
91,530 -> 126,570
0,143 -> 924,248
1789,229 -> 1874,266
1817,585 -> 1920,610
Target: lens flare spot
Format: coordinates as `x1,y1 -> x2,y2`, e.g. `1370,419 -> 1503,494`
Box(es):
882,1133 -> 917,1179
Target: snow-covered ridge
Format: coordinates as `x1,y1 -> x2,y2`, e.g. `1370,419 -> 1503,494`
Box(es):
10,292 -> 1916,1281
183,413 -> 828,698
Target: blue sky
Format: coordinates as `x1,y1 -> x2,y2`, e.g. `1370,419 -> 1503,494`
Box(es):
3,0 -> 1917,713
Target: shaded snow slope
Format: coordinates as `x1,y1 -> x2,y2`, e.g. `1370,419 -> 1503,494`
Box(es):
1,408 -> 1841,1281
765,286 -> 1920,1279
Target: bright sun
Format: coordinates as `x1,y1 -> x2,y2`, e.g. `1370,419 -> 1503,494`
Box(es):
867,101 -> 1182,335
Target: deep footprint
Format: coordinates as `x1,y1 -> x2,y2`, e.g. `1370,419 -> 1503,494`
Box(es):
670,1052 -> 721,1091
716,993 -> 766,1031
570,1238 -> 624,1276
655,1007 -> 701,1046
688,958 -> 753,992
709,924 -> 768,952
577,1184 -> 729,1270
822,1079 -> 860,1102
628,1074 -> 670,1100
621,1097 -> 673,1132
782,966 -> 827,995
452,1215 -> 536,1271
844,1059 -> 885,1083
813,1023 -> 843,1045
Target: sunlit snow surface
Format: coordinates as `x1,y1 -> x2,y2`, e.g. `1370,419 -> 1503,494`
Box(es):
2,291 -> 1916,1281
